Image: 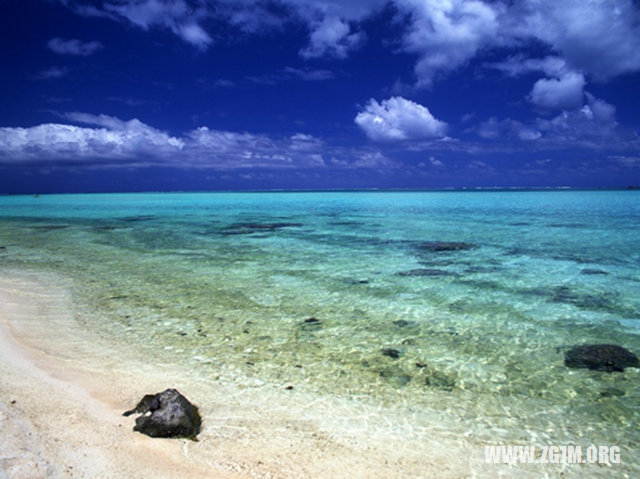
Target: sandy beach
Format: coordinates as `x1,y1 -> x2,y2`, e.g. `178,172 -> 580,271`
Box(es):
0,270 -> 471,479
1,268 -> 634,479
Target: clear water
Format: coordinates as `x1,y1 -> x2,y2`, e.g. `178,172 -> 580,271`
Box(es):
1,191 -> 639,471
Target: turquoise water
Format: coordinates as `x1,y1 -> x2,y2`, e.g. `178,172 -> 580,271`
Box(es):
1,191 -> 639,467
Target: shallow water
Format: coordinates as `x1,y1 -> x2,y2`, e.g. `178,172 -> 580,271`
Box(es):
1,190 -> 639,474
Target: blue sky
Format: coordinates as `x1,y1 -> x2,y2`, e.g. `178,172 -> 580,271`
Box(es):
1,0 -> 640,192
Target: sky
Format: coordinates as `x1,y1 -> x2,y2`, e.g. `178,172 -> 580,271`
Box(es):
1,0 -> 640,193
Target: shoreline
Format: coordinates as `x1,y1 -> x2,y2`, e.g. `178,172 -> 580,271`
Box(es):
1,269 -> 632,478
0,270 -> 240,478
0,270 -> 462,478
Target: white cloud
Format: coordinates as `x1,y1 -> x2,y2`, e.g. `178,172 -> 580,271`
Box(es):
398,0 -> 503,87
505,0 -> 640,82
609,155 -> 640,166
300,16 -> 365,59
488,54 -> 588,111
0,114 -> 333,169
489,55 -> 571,78
475,118 -> 501,139
329,150 -> 397,169
283,0 -> 387,58
176,23 -> 211,47
186,127 -> 327,169
58,1 -> 640,87
584,93 -> 617,124
475,117 -> 541,141
0,113 -> 417,171
283,67 -> 335,81
518,128 -> 542,141
535,93 -> 618,144
47,38 -> 103,56
104,0 -> 212,49
429,156 -> 443,166
350,151 -> 397,168
397,0 -> 640,87
247,67 -> 335,85
33,66 -> 69,80
472,92 -> 622,149
355,97 -> 448,142
0,114 -> 184,164
289,133 -> 324,152
529,72 -> 586,110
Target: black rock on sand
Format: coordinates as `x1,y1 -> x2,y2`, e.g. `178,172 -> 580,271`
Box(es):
123,388 -> 201,440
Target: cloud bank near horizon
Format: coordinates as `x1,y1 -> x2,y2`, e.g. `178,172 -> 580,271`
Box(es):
0,113 -> 397,171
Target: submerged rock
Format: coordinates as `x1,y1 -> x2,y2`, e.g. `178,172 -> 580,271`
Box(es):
31,224 -> 69,231
580,268 -> 609,275
123,389 -> 201,439
425,370 -> 456,391
381,348 -> 402,359
392,319 -> 414,328
345,278 -> 370,285
600,387 -> 626,398
378,367 -> 412,387
418,241 -> 475,252
564,344 -> 639,373
397,268 -> 457,277
300,317 -> 322,328
121,215 -> 156,222
222,222 -> 303,235
537,285 -> 622,314
94,225 -> 119,231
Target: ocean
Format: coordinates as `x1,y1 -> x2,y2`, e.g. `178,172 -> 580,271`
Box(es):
1,190 -> 639,475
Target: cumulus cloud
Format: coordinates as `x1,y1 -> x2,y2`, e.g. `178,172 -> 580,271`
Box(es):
505,0 -> 640,82
488,54 -> 586,111
472,92 -> 625,150
429,156 -> 443,166
529,72 -> 586,110
47,38 -> 103,56
285,0 -> 387,58
535,93 -> 618,145
300,15 -> 365,59
398,0 -> 503,87
355,97 -> 448,142
398,0 -> 640,87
